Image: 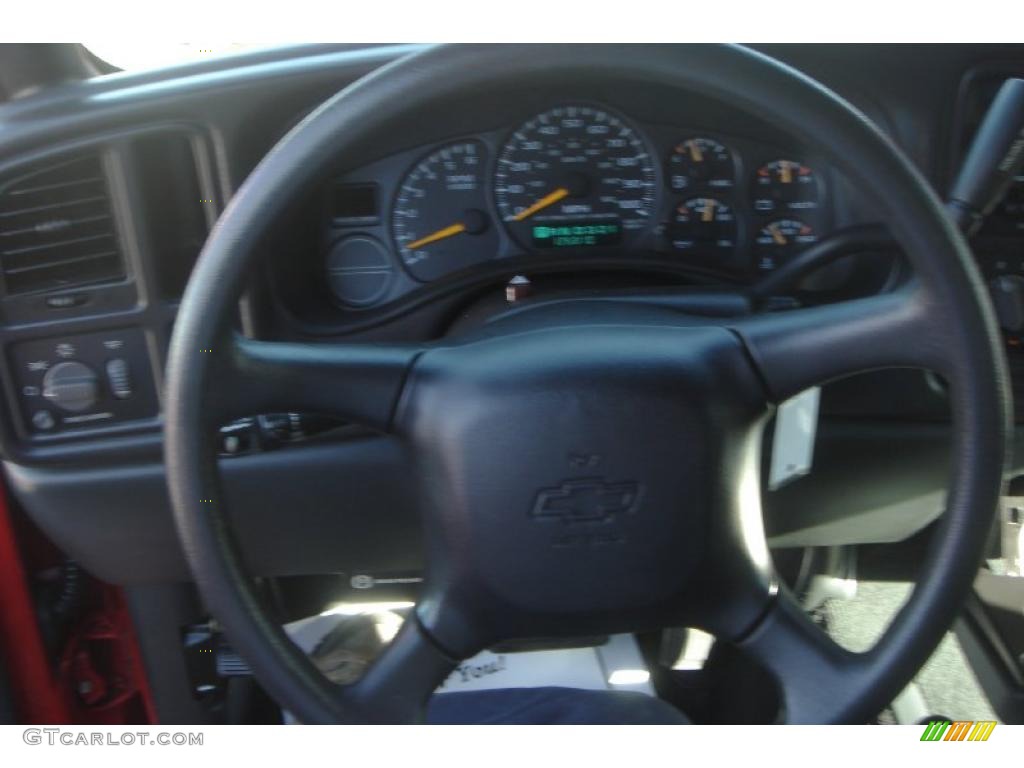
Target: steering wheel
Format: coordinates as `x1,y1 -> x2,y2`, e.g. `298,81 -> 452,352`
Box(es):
165,44 -> 1009,724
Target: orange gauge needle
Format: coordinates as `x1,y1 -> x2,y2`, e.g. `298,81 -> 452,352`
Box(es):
701,199 -> 716,222
404,222 -> 467,251
769,224 -> 787,246
512,187 -> 570,222
779,161 -> 793,184
688,140 -> 704,163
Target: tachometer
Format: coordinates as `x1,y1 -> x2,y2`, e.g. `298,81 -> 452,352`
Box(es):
392,141 -> 497,282
495,105 -> 657,250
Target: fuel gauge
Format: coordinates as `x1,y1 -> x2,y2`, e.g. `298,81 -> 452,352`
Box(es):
755,218 -> 818,272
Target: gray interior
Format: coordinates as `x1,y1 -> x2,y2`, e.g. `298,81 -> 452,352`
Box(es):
1,43 -> 1023,724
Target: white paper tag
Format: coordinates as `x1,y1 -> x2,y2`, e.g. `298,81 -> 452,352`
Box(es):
437,647 -> 605,693
283,613 -> 654,712
768,387 -> 820,490
434,634 -> 653,696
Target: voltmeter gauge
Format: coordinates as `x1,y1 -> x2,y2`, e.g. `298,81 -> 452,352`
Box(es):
755,218 -> 818,272
668,197 -> 738,256
752,160 -> 821,214
666,138 -> 736,191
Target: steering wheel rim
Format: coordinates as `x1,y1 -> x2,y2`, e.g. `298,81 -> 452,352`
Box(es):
165,43 -> 1010,724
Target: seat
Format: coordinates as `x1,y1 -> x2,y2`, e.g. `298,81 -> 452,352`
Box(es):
426,687 -> 690,725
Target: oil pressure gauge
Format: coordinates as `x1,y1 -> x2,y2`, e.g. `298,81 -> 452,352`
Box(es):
668,197 -> 738,257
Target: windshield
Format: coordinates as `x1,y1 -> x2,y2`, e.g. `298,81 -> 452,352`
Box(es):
84,42 -> 274,71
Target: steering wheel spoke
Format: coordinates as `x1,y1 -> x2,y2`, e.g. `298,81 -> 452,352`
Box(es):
211,333 -> 425,431
733,588 -> 864,723
341,614 -> 462,724
732,285 -> 939,403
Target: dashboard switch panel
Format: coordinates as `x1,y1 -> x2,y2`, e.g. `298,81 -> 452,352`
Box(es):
105,358 -> 133,400
42,361 -> 100,413
9,327 -> 156,436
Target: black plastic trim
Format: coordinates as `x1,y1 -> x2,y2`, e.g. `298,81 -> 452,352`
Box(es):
0,124 -> 221,465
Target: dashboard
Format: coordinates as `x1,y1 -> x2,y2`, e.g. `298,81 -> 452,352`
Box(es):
322,102 -> 834,310
0,43 -> 1023,587
261,75 -> 903,335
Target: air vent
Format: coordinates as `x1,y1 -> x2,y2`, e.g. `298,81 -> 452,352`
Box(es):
0,154 -> 125,296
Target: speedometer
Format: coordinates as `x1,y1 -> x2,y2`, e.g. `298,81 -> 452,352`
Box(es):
495,105 -> 657,250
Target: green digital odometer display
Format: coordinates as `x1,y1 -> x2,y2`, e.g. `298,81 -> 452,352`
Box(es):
495,105 -> 656,251
532,222 -> 622,249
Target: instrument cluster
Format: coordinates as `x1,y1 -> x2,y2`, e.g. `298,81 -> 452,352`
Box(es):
322,103 -> 832,309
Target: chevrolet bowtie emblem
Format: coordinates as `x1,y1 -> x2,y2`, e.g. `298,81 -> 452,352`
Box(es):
531,478 -> 643,525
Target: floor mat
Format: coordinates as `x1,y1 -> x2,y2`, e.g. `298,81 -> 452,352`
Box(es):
823,581 -> 997,722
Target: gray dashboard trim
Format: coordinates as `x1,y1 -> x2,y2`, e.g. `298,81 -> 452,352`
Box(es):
8,420 -> 1015,585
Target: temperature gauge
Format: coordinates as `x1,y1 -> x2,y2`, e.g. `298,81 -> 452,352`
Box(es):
752,160 -> 821,214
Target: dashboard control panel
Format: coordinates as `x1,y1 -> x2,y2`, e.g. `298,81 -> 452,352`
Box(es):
314,101 -> 834,314
8,327 -> 157,436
